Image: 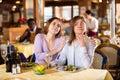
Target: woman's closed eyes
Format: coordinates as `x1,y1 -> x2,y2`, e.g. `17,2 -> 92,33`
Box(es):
52,22 -> 61,28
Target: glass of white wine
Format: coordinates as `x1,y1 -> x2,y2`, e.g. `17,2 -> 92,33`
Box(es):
1,50 -> 7,63
45,56 -> 52,69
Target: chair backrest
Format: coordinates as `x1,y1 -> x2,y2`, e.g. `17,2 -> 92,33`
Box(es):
98,35 -> 110,43
19,52 -> 27,62
92,48 -> 109,69
29,53 -> 36,62
94,37 -> 102,46
97,43 -> 120,68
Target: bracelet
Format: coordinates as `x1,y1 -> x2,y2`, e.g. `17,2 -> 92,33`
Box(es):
46,53 -> 49,57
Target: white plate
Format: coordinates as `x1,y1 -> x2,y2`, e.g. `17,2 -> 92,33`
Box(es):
21,42 -> 30,45
56,66 -> 81,73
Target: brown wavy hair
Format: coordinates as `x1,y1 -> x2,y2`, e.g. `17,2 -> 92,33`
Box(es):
43,17 -> 62,38
68,16 -> 85,45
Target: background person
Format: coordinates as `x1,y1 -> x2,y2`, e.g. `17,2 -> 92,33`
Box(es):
85,10 -> 98,37
19,18 -> 42,43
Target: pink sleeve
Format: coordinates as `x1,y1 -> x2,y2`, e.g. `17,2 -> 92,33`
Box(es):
34,34 -> 47,61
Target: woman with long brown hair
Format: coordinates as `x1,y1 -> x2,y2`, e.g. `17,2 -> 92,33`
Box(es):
58,16 -> 96,69
34,17 -> 65,67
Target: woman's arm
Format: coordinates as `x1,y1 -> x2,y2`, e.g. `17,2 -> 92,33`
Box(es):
34,34 -> 47,61
86,39 -> 96,66
19,29 -> 30,42
57,44 -> 68,66
47,37 -> 66,56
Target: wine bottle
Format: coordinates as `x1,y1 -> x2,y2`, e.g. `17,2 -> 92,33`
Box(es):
16,53 -> 21,64
6,40 -> 12,72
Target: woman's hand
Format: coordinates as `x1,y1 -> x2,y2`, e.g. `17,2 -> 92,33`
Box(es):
77,34 -> 86,46
89,37 -> 96,46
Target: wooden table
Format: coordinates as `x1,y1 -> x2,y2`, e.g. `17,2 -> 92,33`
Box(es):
0,64 -> 113,80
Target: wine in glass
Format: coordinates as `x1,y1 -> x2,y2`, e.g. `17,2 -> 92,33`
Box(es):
1,50 -> 7,63
45,56 -> 52,69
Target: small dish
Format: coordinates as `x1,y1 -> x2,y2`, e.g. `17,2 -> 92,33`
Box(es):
21,62 -> 35,68
21,42 -> 30,45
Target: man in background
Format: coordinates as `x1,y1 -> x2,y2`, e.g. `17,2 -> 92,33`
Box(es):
19,18 -> 42,43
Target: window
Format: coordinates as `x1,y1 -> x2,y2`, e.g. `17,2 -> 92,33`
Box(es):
116,4 -> 120,24
62,6 -> 71,20
73,6 -> 79,17
26,0 -> 34,19
44,7 -> 53,22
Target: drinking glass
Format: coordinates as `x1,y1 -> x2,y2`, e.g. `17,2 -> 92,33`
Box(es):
45,56 -> 52,69
1,50 -> 7,63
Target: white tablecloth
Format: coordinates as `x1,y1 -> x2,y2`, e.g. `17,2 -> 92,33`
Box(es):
13,43 -> 34,58
0,64 -> 113,80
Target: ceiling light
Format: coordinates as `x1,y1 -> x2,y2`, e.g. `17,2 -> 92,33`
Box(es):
99,0 -> 102,3
12,5 -> 16,11
0,0 -> 2,3
16,1 -> 20,4
92,0 -> 99,3
13,5 -> 17,9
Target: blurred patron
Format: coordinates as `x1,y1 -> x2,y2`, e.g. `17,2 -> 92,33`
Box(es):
85,10 -> 98,37
19,18 -> 42,43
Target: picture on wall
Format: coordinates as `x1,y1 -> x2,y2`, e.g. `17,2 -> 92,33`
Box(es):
2,11 -> 9,22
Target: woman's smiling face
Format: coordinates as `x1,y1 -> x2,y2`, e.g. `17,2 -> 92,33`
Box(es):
48,19 -> 61,35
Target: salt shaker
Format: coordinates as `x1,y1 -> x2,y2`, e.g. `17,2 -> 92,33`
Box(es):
12,64 -> 17,74
16,64 -> 21,74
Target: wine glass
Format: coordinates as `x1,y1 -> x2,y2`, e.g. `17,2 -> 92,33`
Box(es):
45,56 -> 52,69
1,50 -> 7,63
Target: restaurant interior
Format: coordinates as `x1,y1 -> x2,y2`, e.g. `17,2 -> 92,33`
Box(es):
0,0 -> 120,80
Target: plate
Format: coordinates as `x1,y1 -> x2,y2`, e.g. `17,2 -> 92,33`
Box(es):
21,42 -> 30,45
21,62 -> 35,67
56,65 -> 80,73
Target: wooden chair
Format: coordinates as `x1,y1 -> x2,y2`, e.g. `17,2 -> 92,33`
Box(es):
92,48 -> 109,69
97,43 -> 120,79
29,53 -> 36,62
94,37 -> 102,46
98,35 -> 110,43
